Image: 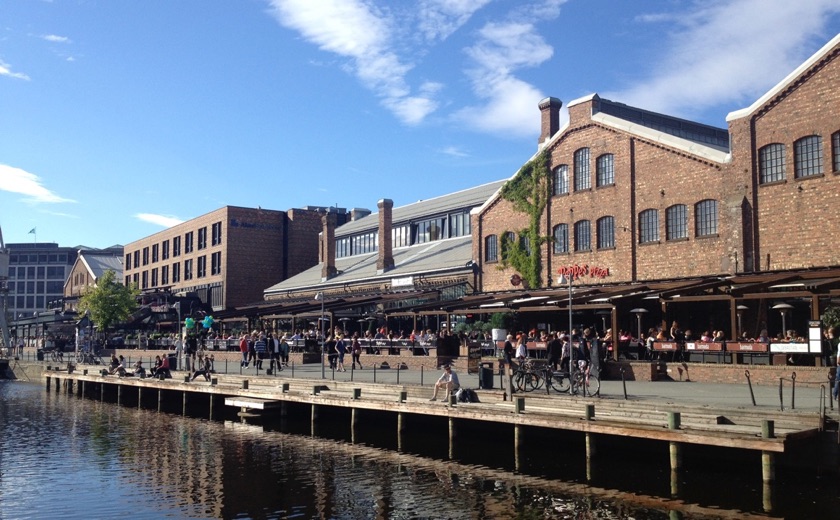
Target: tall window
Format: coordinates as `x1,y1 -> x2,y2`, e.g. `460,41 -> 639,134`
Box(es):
597,216 -> 615,249
639,209 -> 659,244
198,227 -> 207,250
336,237 -> 351,258
485,235 -> 498,262
695,199 -> 718,237
184,232 -> 194,254
794,135 -> 823,178
184,259 -> 193,280
211,252 -> 222,275
553,224 -> 568,254
197,256 -> 206,278
520,235 -> 531,255
211,222 -> 222,246
666,205 -> 688,240
125,254 -> 131,270
162,240 -> 170,260
141,271 -> 148,289
574,148 -> 591,191
142,247 -> 149,266
151,268 -> 158,287
574,220 -> 591,252
449,211 -> 470,237
161,265 -> 169,285
173,236 -> 181,257
172,263 -> 180,283
759,143 -> 786,183
832,131 -> 840,172
553,165 -> 569,195
596,154 -> 614,187
152,244 -> 159,263
392,224 -> 411,248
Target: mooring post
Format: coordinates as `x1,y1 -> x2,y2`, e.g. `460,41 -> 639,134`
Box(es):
282,382 -> 290,393
399,390 -> 407,403
448,417 -> 457,460
762,419 -> 776,513
209,394 -> 214,421
397,412 -> 405,452
668,412 -> 682,472
158,389 -> 162,412
46,375 -> 51,391
351,408 -> 358,443
515,396 -> 525,414
242,380 -> 249,390
311,404 -> 320,435
138,387 -> 142,410
514,424 -> 523,472
585,403 -> 596,459
352,388 -> 361,400
182,391 -> 187,416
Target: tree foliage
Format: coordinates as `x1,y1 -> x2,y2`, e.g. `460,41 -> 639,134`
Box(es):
822,306 -> 840,332
77,270 -> 139,333
498,150 -> 551,289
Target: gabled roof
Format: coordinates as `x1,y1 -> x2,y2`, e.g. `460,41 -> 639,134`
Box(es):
726,33 -> 840,122
81,252 -> 123,280
264,235 -> 474,295
335,179 -> 506,237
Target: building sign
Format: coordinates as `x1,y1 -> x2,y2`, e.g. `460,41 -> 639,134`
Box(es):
557,264 -> 610,280
391,276 -> 414,288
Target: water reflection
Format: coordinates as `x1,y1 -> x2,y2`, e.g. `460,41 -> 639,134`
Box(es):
0,381 -> 835,519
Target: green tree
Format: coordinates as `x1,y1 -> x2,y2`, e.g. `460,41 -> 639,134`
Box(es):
77,270 -> 139,333
498,150 -> 551,289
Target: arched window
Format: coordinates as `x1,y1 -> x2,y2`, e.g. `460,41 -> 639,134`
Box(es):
553,164 -> 569,195
484,235 -> 498,262
574,220 -> 591,252
759,143 -> 785,184
833,131 -> 840,173
665,204 -> 687,240
596,154 -> 614,187
520,235 -> 531,255
794,135 -> 823,178
695,200 -> 718,237
597,216 -> 614,249
553,224 -> 568,254
639,209 -> 659,244
574,148 -> 591,191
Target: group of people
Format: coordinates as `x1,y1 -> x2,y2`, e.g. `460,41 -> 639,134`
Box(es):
502,328 -> 599,373
237,331 -> 291,372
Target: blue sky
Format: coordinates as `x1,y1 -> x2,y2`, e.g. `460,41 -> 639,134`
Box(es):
1,0 -> 838,249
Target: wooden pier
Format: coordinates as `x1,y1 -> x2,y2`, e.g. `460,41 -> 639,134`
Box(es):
42,364 -> 830,513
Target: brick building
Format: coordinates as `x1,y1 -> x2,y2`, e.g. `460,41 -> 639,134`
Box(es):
64,248 -> 125,310
123,205 -> 350,312
471,34 -> 840,340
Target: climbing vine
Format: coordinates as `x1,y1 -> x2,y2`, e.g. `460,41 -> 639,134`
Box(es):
497,150 -> 551,289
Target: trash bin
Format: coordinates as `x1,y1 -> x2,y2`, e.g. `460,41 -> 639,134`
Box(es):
479,362 -> 494,389
36,349 -> 44,361
168,353 -> 178,371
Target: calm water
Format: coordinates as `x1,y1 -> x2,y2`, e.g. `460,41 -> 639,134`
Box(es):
0,380 -> 837,519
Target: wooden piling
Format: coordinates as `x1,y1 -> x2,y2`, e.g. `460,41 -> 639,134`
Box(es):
669,412 -> 682,472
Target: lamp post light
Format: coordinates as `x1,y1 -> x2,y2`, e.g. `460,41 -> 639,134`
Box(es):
595,310 -> 611,333
772,303 -> 794,339
630,308 -> 648,343
557,273 -> 575,381
315,291 -> 325,378
736,304 -> 748,338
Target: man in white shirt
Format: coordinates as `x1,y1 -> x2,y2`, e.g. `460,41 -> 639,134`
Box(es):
429,365 -> 460,401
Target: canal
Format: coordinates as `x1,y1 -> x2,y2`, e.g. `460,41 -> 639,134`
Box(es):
0,380 -> 837,519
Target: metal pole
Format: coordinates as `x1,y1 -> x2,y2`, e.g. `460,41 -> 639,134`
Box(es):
568,275 -> 575,385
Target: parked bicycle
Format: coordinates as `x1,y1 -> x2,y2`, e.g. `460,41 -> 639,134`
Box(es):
511,358 -> 545,392
545,361 -> 600,396
75,349 -> 104,366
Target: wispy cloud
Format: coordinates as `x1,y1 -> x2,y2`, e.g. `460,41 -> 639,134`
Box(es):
0,59 -> 30,81
0,164 -> 74,203
454,4 -> 561,137
41,34 -> 71,43
608,0 -> 840,119
439,145 -> 470,158
134,213 -> 184,228
416,0 -> 492,42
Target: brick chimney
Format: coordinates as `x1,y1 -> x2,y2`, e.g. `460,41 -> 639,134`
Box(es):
376,199 -> 394,275
538,97 -> 562,146
320,212 -> 337,282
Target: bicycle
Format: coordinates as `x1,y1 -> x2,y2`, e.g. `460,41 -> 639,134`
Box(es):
76,349 -> 104,365
511,359 -> 545,392
544,361 -> 600,396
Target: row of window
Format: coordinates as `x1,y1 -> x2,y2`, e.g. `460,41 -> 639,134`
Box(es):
553,150 -> 615,196
126,221 -> 223,270
483,200 -> 718,261
6,281 -> 65,294
6,266 -> 66,279
758,132 -> 840,184
8,253 -> 69,264
336,211 -> 471,259
9,295 -> 59,311
126,252 -> 222,289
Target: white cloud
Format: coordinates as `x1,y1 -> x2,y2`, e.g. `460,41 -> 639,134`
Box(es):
0,164 -> 74,203
416,0 -> 492,42
455,19 -> 556,136
42,34 -> 71,43
0,59 -> 30,81
608,0 -> 840,119
134,213 -> 185,228
439,145 -> 470,158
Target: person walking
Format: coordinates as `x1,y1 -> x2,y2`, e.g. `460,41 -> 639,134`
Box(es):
239,333 -> 249,368
335,333 -> 347,372
351,333 -> 363,369
429,365 -> 460,401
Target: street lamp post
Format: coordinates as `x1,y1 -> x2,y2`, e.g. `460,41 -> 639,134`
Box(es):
558,273 -> 574,381
315,292 -> 325,378
630,308 -> 648,359
772,303 -> 794,339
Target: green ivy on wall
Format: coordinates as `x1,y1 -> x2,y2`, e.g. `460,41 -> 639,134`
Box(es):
498,150 -> 551,289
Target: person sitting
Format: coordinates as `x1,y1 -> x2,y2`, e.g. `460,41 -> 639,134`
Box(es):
133,359 -> 146,378
157,353 -> 172,378
191,356 -> 213,382
429,365 -> 460,401
149,355 -> 162,377
108,354 -> 124,375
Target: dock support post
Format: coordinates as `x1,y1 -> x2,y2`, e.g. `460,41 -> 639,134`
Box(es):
54,377 -> 60,393
351,408 -> 358,443
138,387 -> 142,409
762,420 -> 775,513
448,417 -> 457,460
78,380 -> 83,397
209,395 -> 214,421
82,381 -> 86,397
668,412 -> 682,472
514,424 -> 523,472
46,375 -> 51,391
100,383 -> 104,402
66,379 -> 73,394
182,391 -> 187,416
397,412 -> 405,451
117,384 -> 122,405
158,389 -> 162,412
311,404 -> 320,436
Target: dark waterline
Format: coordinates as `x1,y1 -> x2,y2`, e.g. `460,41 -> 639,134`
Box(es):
0,381 -> 836,519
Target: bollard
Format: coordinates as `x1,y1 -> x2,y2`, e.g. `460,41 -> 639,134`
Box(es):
282,382 -> 290,393
515,396 -> 525,414
352,388 -> 361,400
399,390 -> 407,403
313,385 -> 320,395
242,380 -> 249,390
585,403 -> 595,421
184,376 -> 191,383
83,369 -> 88,376
448,394 -> 457,407
778,377 -> 784,411
668,411 -> 681,430
621,368 -> 628,400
